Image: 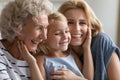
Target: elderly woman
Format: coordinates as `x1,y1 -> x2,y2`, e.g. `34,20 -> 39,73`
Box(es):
0,0 -> 52,80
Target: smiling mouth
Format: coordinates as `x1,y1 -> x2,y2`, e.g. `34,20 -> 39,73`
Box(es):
59,40 -> 69,45
31,40 -> 39,44
71,34 -> 82,38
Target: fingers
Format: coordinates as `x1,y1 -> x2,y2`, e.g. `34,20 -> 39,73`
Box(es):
17,40 -> 23,54
51,69 -> 64,75
50,75 -> 61,80
17,40 -> 30,57
50,69 -> 68,80
87,27 -> 91,39
50,71 -> 63,80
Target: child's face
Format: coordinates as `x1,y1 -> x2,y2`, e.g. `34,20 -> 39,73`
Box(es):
46,21 -> 71,51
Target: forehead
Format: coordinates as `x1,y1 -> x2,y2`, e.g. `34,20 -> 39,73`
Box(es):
33,14 -> 49,27
64,9 -> 87,20
48,21 -> 68,31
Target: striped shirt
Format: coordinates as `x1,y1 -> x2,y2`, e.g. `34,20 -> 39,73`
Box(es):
0,41 -> 31,80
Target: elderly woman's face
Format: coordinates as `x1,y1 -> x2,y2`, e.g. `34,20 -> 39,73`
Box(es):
64,9 -> 88,46
18,14 -> 48,52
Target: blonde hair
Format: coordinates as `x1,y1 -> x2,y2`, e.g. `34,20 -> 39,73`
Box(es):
58,0 -> 103,37
48,12 -> 67,30
0,0 -> 53,41
37,12 -> 68,54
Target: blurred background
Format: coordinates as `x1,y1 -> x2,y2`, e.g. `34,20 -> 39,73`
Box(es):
0,0 -> 120,47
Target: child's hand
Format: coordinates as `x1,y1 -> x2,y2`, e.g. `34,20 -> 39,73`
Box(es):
50,68 -> 87,80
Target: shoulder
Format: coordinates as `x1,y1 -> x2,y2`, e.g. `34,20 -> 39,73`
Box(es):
91,32 -> 120,61
71,52 -> 82,70
91,32 -> 116,48
92,32 -> 112,42
0,41 -> 7,61
34,54 -> 45,65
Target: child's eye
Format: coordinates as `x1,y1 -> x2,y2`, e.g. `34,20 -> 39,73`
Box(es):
55,32 -> 61,35
65,30 -> 70,33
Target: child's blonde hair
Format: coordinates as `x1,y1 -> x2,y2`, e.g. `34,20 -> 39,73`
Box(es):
37,12 -> 68,54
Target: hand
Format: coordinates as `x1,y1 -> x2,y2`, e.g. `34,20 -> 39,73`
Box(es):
17,40 -> 36,64
83,27 -> 92,49
50,68 -> 87,80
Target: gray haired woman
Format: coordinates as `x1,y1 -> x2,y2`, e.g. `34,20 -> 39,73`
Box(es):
0,0 -> 52,80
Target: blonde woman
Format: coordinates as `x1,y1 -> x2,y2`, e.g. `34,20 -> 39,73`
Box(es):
0,0 -> 52,80
57,0 -> 120,80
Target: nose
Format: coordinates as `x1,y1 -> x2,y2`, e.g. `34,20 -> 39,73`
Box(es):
62,32 -> 68,39
74,23 -> 81,31
40,28 -> 47,40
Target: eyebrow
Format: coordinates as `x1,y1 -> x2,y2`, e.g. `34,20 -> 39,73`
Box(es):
67,19 -> 87,21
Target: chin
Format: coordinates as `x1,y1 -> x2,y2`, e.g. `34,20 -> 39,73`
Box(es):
61,47 -> 68,51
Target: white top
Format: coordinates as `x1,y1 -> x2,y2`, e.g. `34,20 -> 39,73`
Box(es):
45,54 -> 84,80
0,41 -> 30,80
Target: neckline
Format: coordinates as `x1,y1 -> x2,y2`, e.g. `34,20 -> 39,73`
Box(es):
45,54 -> 72,59
0,41 -> 26,62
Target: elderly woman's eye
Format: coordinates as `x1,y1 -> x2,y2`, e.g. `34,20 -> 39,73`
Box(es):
36,26 -> 42,30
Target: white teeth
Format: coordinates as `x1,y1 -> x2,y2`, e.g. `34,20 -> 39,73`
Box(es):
72,34 -> 82,38
31,40 -> 39,44
60,41 -> 69,45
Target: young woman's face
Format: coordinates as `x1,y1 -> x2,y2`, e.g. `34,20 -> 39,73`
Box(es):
64,9 -> 88,46
46,21 -> 71,51
18,14 -> 49,52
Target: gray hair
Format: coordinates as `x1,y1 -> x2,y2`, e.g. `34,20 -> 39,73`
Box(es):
0,0 -> 53,41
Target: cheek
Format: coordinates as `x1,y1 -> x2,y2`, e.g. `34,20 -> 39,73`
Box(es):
68,34 -> 71,42
47,40 -> 56,49
82,26 -> 88,34
17,34 -> 24,41
69,27 -> 74,32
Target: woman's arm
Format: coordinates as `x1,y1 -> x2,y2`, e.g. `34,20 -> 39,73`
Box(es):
28,60 -> 44,80
18,41 -> 44,80
82,28 -> 94,80
35,55 -> 46,80
83,47 -> 94,80
107,51 -> 120,80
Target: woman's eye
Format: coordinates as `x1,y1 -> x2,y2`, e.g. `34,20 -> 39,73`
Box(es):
68,21 -> 74,25
65,30 -> 70,33
36,26 -> 42,30
79,22 -> 87,25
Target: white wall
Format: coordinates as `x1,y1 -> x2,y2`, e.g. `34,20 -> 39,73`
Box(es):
85,0 -> 119,43
51,0 -> 119,43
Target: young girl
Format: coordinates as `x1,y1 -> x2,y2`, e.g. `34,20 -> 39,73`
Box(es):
35,12 -> 93,80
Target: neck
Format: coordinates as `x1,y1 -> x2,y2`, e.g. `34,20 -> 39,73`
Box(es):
1,39 -> 23,60
46,50 -> 69,58
70,45 -> 83,56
